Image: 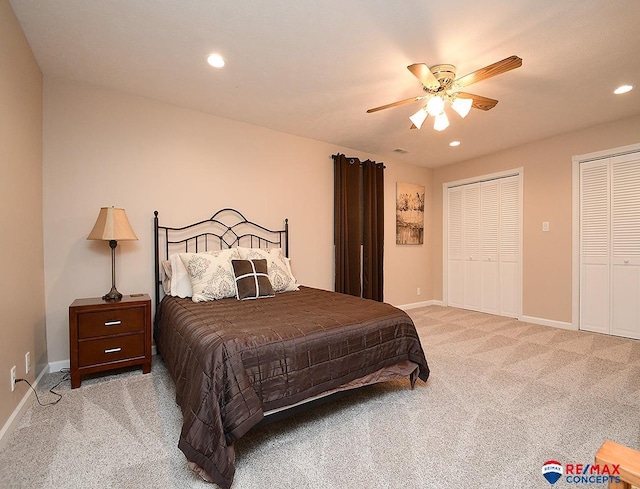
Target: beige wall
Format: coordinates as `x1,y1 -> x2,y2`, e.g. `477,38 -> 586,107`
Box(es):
43,79 -> 431,364
384,163 -> 433,305
0,0 -> 45,429
431,114 -> 640,323
37,35 -> 640,372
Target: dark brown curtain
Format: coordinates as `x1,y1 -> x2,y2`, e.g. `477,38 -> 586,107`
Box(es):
333,154 -> 361,296
362,160 -> 384,301
333,154 -> 384,301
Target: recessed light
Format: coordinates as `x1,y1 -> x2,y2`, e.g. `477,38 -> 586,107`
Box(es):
207,53 -> 225,68
614,85 -> 633,95
449,141 -> 461,147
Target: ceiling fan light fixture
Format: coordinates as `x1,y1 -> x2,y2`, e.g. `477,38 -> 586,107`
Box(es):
409,106 -> 429,129
434,112 -> 449,131
426,95 -> 445,116
451,97 -> 473,118
367,56 -> 523,133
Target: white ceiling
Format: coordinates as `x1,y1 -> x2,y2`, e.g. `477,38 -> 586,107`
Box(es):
9,0 -> 640,168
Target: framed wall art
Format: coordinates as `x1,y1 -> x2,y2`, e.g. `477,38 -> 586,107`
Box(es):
396,181 -> 425,245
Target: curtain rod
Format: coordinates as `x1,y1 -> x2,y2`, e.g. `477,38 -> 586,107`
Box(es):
332,153 -> 386,169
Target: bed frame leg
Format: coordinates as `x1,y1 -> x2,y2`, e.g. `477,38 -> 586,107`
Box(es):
410,369 -> 417,390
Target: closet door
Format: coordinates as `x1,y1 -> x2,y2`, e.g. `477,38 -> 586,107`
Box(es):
463,184 -> 482,311
446,173 -> 521,318
447,186 -> 465,308
447,184 -> 482,310
499,176 -> 521,317
480,180 -> 500,314
610,154 -> 640,339
579,160 -> 610,334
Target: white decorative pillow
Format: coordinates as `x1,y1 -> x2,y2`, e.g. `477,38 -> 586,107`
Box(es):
238,247 -> 299,293
179,248 -> 241,302
169,253 -> 194,298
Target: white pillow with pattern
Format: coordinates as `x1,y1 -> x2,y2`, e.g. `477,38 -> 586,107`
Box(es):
179,248 -> 241,301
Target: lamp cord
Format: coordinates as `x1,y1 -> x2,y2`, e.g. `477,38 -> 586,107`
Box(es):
14,368 -> 69,407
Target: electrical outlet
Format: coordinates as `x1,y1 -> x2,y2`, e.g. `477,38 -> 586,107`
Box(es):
25,351 -> 31,374
417,287 -> 421,296
10,366 -> 16,392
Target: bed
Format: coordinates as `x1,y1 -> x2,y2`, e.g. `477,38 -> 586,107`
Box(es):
153,209 -> 429,488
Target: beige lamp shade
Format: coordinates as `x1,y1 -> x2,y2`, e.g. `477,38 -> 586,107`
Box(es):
87,207 -> 138,241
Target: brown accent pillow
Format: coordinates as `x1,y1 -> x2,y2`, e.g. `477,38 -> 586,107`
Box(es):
231,259 -> 275,300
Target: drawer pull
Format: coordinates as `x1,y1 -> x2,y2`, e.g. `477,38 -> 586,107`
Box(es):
104,347 -> 122,354
104,320 -> 122,326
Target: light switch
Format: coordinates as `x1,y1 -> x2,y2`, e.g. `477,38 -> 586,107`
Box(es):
542,221 -> 549,232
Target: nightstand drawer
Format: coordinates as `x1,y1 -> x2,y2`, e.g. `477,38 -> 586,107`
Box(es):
78,308 -> 145,339
78,333 -> 145,367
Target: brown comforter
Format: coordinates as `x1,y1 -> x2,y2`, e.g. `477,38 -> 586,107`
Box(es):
154,286 -> 429,488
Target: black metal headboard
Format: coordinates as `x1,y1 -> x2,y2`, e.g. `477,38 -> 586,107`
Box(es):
154,208 -> 289,306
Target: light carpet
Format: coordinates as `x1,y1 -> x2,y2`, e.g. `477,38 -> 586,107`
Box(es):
1,305 -> 639,488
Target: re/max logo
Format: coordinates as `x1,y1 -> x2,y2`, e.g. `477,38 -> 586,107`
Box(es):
565,463 -> 620,475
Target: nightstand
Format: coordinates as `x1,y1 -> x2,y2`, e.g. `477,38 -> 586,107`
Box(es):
69,294 -> 151,388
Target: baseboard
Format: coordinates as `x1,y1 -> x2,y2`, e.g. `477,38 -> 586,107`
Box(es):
397,299 -> 444,311
48,359 -> 70,373
520,315 -> 576,330
0,364 -> 49,450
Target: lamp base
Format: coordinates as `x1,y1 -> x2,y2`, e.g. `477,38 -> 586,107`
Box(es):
102,286 -> 123,302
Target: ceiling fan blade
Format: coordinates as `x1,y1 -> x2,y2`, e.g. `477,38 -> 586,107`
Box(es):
410,123 -> 417,130
407,63 -> 440,90
457,92 -> 499,111
366,95 -> 426,113
454,55 -> 522,88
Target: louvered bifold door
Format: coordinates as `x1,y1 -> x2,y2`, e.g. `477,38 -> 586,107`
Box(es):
580,160 -> 610,334
463,184 -> 482,311
610,154 -> 640,339
481,180 -> 500,314
499,176 -> 521,317
447,186 -> 465,308
447,174 -> 522,317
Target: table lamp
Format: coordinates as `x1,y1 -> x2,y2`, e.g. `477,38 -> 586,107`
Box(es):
87,207 -> 138,301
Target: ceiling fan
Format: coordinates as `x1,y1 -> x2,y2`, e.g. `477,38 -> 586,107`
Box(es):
367,55 -> 522,131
